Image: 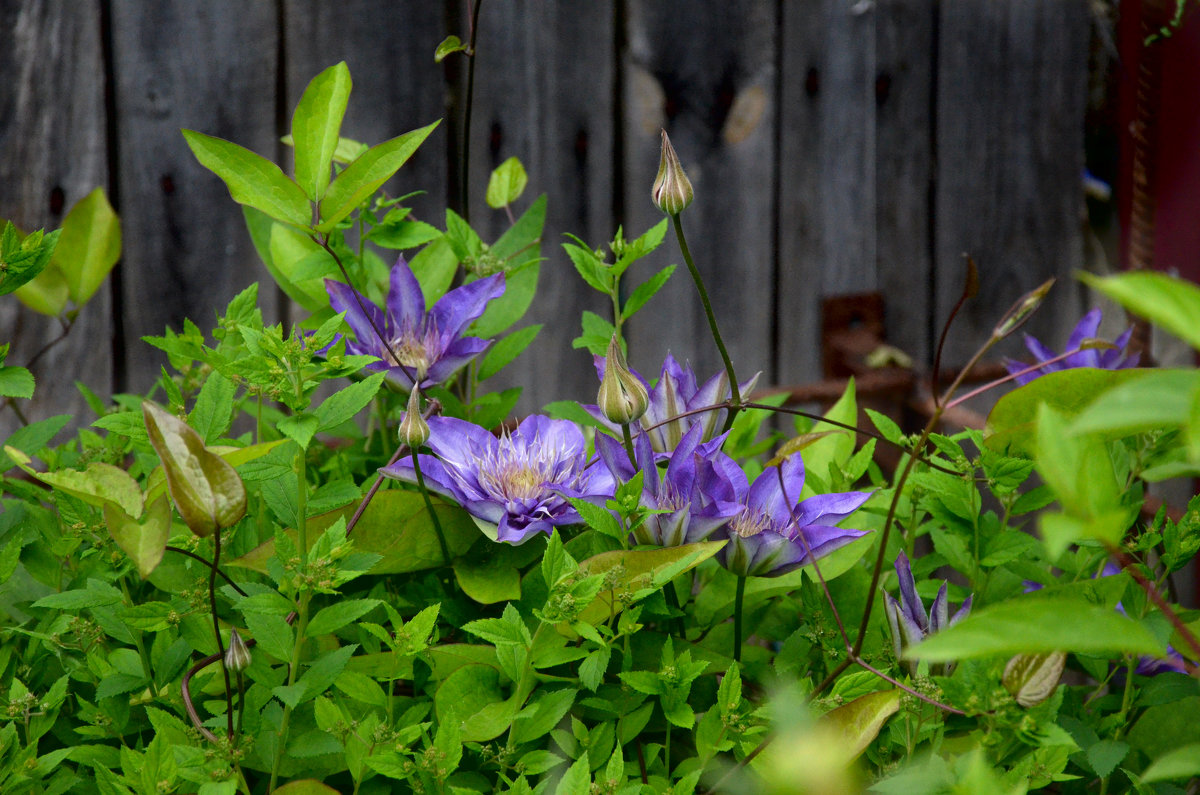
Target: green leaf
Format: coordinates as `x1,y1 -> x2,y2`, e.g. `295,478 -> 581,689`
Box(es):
1085,739 -> 1129,779
243,611 -> 295,662
228,490 -> 478,575
486,156 -> 528,208
1141,743 -> 1200,783
574,541 -> 726,626
54,187 -> 121,304
296,644 -> 357,702
271,780 -> 342,795
819,690 -> 901,761
478,324 -> 542,381
104,496 -> 171,578
13,260 -> 69,316
8,448 -> 141,517
244,208 -> 327,310
143,401 -> 247,537
315,371 -> 387,431
1069,369 -> 1200,438
473,196 -> 546,338
189,371 -> 236,444
511,688 -> 577,745
794,378 -> 856,498
1081,270 -> 1200,351
554,753 -> 590,795
306,599 -> 382,637
621,264 -> 676,320
0,366 -> 34,399
907,595 -> 1166,661
0,223 -> 59,296
318,121 -> 440,230
32,579 -> 122,610
277,413 -> 320,450
434,34 -> 467,62
986,368 -> 1149,456
291,62 -> 352,202
454,557 -> 521,604
182,129 -> 311,226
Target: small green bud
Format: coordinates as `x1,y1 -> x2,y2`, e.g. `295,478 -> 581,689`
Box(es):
598,335 -> 649,425
993,278 -> 1055,340
224,629 -> 252,673
652,129 -> 694,215
399,388 -> 430,448
1002,651 -> 1065,707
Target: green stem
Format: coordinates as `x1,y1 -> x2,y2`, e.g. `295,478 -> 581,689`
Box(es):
670,214 -> 740,431
459,0 -> 485,223
733,575 -> 746,662
412,449 -> 452,566
621,422 -> 637,468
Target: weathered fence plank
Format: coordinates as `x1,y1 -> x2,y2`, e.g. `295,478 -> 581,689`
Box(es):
110,0 -> 282,393
0,0 -> 111,438
467,0 -> 617,411
623,0 -> 778,390
934,0 -> 1090,366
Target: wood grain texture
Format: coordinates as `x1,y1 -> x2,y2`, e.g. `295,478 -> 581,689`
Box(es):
466,0 -> 617,412
0,0 -> 111,438
623,0 -> 778,391
935,0 -> 1090,367
110,0 -> 282,393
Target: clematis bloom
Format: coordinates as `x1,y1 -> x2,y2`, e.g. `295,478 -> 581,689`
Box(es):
885,551 -> 972,676
325,256 -> 504,391
711,452 -> 871,578
588,353 -> 759,454
596,423 -> 741,547
380,415 -> 614,545
1005,308 -> 1138,386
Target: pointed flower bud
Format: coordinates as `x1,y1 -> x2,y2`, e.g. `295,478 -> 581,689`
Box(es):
652,129 -> 694,215
224,629 -> 252,673
399,388 -> 430,448
1003,651 -> 1065,707
598,335 -> 649,425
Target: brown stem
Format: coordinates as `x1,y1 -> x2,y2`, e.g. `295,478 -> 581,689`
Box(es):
165,546 -> 247,596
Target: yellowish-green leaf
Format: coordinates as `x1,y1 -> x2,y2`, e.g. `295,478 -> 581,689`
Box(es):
183,129 -> 311,227
54,187 -> 121,304
573,541 -> 725,626
819,689 -> 900,761
292,62 -> 352,201
143,401 -> 246,538
8,446 -> 141,517
13,262 -> 69,316
485,156 -> 528,208
104,495 -> 171,578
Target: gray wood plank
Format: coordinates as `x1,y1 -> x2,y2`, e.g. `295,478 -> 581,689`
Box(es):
0,0 -> 111,438
623,0 -> 777,395
283,0 -> 448,229
934,0 -> 1090,367
110,0 -> 282,394
777,0 -> 878,386
465,0 -> 617,412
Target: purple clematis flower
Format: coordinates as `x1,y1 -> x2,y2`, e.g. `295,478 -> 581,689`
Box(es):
596,423 -> 742,547
588,353 -> 760,454
324,256 -> 505,391
380,415 -> 615,545
708,452 -> 872,578
1005,308 -> 1139,386
885,551 -> 973,676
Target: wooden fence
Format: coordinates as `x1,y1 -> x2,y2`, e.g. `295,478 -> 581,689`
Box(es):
1,0 -> 1096,436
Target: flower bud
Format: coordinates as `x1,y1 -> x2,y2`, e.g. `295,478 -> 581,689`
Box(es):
652,129 -> 694,215
598,335 -> 649,425
224,629 -> 252,673
399,388 -> 430,448
1003,651 -> 1065,707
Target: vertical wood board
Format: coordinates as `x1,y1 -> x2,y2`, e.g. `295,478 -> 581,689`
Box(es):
0,0 -> 112,438
623,0 -> 778,391
935,0 -> 1090,366
110,0 -> 282,393
467,1 -> 617,412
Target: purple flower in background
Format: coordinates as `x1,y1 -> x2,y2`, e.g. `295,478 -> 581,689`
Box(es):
711,452 -> 871,578
885,551 -> 973,675
325,256 -> 504,391
1099,563 -> 1189,676
380,415 -> 614,545
1005,308 -> 1138,386
588,353 -> 760,454
596,423 -> 741,547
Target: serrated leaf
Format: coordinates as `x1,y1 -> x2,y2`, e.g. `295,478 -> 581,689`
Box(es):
315,371 -> 387,431
0,366 -> 34,399
189,371 -> 236,444
243,611 -> 295,662
183,129 -> 311,227
277,412 -> 320,450
621,264 -> 675,320
306,599 -> 382,637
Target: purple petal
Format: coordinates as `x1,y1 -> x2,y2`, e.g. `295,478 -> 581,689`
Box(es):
423,336 -> 493,385
795,525 -> 868,561
385,256 -> 426,329
893,550 -> 928,633
326,279 -> 387,348
748,454 -> 805,523
596,432 -> 636,483
1023,334 -> 1060,367
929,582 -> 949,631
1067,308 -> 1102,351
793,490 -> 872,527
429,272 -> 505,341
950,595 -> 973,626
